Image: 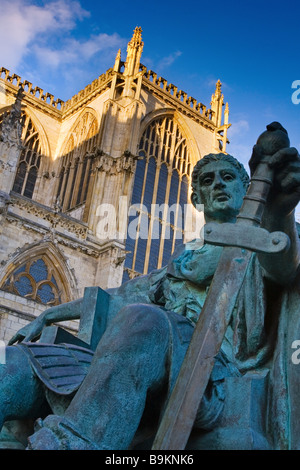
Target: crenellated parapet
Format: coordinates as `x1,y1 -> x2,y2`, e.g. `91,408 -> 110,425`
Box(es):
61,69 -> 114,116
0,67 -> 64,111
0,67 -> 115,121
0,61 -> 223,132
139,64 -> 215,123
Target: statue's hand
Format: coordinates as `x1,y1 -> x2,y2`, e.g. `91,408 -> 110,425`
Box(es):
250,144 -> 300,217
8,315 -> 46,345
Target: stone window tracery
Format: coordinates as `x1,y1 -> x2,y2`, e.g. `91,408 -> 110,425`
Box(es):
0,111 -> 43,199
1,256 -> 65,306
12,114 -> 42,198
123,116 -> 193,281
56,112 -> 98,212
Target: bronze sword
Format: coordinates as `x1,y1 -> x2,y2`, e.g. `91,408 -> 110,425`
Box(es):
152,122 -> 290,450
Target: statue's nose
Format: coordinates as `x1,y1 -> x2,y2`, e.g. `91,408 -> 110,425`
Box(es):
214,175 -> 226,189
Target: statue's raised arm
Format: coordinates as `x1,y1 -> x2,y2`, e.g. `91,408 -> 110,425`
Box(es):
8,298 -> 82,344
249,123 -> 300,284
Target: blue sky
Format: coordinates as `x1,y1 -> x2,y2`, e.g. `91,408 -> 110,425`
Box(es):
1,0 -> 300,178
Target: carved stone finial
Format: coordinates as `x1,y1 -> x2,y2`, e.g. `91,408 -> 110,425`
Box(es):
214,79 -> 222,99
129,27 -> 143,47
211,80 -> 222,104
124,27 -> 144,77
113,49 -> 122,72
210,79 -> 224,128
0,86 -> 24,145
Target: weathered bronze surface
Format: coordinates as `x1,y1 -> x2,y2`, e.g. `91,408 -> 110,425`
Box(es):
152,122 -> 291,449
1,122 -> 300,450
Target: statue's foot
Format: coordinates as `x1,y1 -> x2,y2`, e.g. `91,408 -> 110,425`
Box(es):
27,426 -> 62,450
27,415 -> 99,450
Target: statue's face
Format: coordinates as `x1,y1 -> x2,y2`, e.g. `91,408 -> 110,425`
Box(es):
197,160 -> 246,223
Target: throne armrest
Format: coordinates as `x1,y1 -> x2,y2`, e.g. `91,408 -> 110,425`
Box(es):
39,325 -> 91,349
39,286 -> 110,351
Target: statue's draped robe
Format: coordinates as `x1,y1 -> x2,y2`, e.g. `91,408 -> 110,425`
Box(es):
21,242 -> 300,449
113,242 -> 300,449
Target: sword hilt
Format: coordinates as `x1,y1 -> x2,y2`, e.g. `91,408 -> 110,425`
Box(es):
236,158 -> 273,227
204,122 -> 291,254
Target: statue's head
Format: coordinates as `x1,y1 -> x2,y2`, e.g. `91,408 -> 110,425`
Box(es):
191,153 -> 250,223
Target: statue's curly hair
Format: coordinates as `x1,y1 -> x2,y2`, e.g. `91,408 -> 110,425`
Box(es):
191,153 -> 250,207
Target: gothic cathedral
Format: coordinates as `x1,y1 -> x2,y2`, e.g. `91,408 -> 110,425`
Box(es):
0,28 -> 230,341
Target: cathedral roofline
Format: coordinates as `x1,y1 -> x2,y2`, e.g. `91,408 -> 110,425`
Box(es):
0,63 -> 221,129
0,27 -> 227,131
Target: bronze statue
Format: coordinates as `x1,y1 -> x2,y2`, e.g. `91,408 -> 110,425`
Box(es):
1,122 -> 300,450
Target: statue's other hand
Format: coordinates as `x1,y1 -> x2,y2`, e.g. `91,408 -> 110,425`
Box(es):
8,316 -> 46,345
268,147 -> 300,216
250,145 -> 300,217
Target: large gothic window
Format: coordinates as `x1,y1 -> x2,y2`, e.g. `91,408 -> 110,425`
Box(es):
12,114 -> 42,198
56,112 -> 98,212
0,111 -> 43,199
123,116 -> 193,282
1,256 -> 66,306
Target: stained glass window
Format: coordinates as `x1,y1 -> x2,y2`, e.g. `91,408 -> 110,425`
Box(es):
56,112 -> 97,213
123,116 -> 193,280
1,256 -> 64,306
9,113 -> 43,199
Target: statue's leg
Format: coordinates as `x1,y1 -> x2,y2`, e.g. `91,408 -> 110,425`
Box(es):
0,346 -> 47,430
28,304 -> 186,450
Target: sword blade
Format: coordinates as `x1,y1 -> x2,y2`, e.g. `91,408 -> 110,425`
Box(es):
152,246 -> 252,450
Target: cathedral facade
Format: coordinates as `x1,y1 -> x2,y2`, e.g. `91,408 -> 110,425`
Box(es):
0,28 -> 230,342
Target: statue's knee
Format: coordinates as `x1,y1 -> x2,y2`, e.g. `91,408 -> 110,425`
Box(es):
117,304 -> 170,340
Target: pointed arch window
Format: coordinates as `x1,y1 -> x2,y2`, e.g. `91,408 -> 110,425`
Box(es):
123,116 -> 193,282
56,112 -> 98,213
1,255 -> 67,306
11,114 -> 43,198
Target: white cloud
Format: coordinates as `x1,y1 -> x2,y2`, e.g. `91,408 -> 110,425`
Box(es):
43,0 -> 89,29
0,0 -> 90,69
226,142 -> 252,170
0,0 -> 128,99
226,119 -> 252,169
157,51 -> 182,70
229,119 -> 250,138
33,33 -> 125,68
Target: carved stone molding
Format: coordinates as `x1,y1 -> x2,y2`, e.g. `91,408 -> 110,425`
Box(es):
8,193 -> 88,240
54,236 -> 100,258
0,191 -> 10,212
4,213 -> 102,260
0,158 -> 14,170
89,149 -> 137,175
95,243 -> 126,267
